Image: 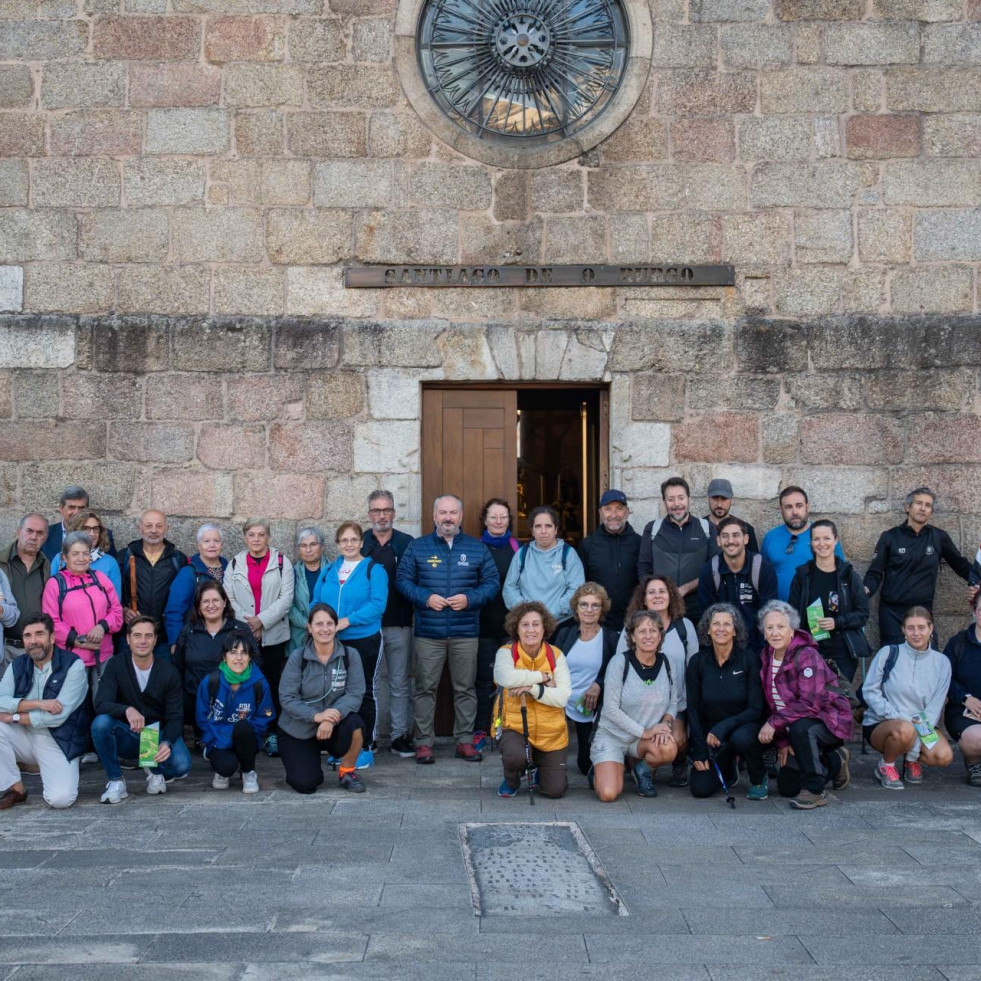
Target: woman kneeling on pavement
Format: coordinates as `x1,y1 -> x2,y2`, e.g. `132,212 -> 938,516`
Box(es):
944,589 -> 981,787
278,603 -> 367,795
494,601 -> 571,799
553,582 -> 618,776
196,633 -> 275,794
687,603 -> 767,801
863,605 -> 953,791
758,600 -> 853,810
592,610 -> 678,801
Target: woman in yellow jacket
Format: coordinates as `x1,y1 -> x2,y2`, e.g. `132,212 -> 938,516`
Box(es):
493,600 -> 572,798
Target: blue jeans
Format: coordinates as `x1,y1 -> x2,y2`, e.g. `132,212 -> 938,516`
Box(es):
91,714 -> 191,782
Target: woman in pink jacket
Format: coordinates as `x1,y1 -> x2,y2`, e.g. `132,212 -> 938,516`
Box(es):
42,531 -> 123,697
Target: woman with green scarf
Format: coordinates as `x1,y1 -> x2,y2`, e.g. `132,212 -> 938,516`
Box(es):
196,633 -> 275,794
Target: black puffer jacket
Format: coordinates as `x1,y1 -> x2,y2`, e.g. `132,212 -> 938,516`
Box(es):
577,523 -> 641,632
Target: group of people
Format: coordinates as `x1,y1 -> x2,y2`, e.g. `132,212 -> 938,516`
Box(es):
0,478 -> 978,812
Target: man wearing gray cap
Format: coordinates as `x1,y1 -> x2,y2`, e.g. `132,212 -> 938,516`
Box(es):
578,490 -> 641,633
704,478 -> 759,554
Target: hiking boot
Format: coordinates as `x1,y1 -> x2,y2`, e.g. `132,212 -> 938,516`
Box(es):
763,748 -> 779,778
264,734 -> 279,758
876,761 -> 904,790
632,759 -> 657,798
145,771 -> 167,795
241,771 -> 260,794
668,762 -> 689,788
100,779 -> 128,804
966,761 -> 981,787
355,748 -> 375,769
473,730 -> 488,752
390,735 -> 415,758
497,778 -> 518,798
415,744 -> 435,764
339,771 -> 366,794
455,742 -> 482,762
0,787 -> 27,810
747,776 -> 768,801
790,789 -> 827,810
832,746 -> 851,791
211,773 -> 230,791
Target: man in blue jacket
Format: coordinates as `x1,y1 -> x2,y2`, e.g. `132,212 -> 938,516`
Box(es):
396,494 -> 499,764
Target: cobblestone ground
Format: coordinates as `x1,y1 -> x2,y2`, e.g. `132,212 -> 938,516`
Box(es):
2,734 -> 981,980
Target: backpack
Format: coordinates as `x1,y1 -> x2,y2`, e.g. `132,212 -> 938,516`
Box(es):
590,650 -> 674,736
206,669 -> 265,714
491,642 -> 559,743
857,644 -> 900,709
711,552 -> 762,594
669,617 -> 695,660
55,570 -> 111,619
517,542 -> 571,575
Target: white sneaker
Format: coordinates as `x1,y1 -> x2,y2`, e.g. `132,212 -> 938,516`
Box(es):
211,773 -> 231,791
145,771 -> 167,795
100,779 -> 128,804
80,752 -> 99,765
241,771 -> 260,794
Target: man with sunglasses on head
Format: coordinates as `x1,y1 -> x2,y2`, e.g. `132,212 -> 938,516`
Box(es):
864,486 -> 974,645
761,487 -> 844,602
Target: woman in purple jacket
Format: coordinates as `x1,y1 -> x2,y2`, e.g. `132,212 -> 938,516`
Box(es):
758,600 -> 853,811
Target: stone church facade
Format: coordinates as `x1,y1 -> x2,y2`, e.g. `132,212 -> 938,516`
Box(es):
0,0 -> 980,636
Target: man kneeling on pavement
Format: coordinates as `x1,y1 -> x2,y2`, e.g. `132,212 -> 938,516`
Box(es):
92,616 -> 191,803
0,613 -> 90,810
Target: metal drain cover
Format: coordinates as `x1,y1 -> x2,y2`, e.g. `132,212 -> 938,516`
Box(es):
460,822 -> 628,917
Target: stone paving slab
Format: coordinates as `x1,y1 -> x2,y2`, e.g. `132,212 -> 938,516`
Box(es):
3,735 -> 981,978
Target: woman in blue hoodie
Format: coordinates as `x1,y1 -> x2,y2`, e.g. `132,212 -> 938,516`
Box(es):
196,633 -> 275,794
502,506 -> 585,622
164,523 -> 229,647
313,521 -> 388,767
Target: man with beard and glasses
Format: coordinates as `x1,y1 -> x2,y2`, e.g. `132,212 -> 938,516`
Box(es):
0,613 -> 89,809
761,487 -> 844,602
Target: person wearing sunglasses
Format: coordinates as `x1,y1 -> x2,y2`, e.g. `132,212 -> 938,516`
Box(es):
761,486 -> 844,602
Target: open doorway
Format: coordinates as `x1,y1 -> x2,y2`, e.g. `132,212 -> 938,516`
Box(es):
421,384 -> 609,543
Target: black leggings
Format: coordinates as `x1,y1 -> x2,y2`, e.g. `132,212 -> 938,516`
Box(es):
777,718 -> 843,796
344,633 -> 381,744
573,720 -> 593,776
279,714 -> 364,795
208,720 -> 259,776
690,722 -> 765,798
259,642 -> 288,734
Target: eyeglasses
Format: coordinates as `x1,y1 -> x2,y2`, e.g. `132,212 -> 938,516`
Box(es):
337,538 -> 362,545
369,508 -> 394,515
577,601 -> 603,610
82,524 -> 102,532
785,534 -> 798,555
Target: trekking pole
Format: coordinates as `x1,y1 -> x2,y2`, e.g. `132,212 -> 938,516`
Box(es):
520,693 -> 536,806
708,745 -> 736,809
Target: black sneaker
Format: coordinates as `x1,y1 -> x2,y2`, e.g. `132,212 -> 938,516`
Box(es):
339,771 -> 366,794
966,761 -> 981,788
668,762 -> 689,788
763,748 -> 778,779
390,735 -> 415,758
119,758 -> 139,771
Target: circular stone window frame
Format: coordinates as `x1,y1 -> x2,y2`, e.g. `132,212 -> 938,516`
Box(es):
394,0 -> 653,170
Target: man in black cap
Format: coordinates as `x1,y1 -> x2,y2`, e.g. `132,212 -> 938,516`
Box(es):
578,490 -> 641,632
705,478 -> 759,554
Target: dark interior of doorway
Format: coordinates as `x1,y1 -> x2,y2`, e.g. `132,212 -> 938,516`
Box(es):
515,387 -> 602,546
431,387 -> 603,738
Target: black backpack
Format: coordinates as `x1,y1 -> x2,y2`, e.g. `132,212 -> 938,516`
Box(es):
55,570 -> 111,618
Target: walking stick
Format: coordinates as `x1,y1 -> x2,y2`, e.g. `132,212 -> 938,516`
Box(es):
520,693 -> 536,806
708,745 -> 736,809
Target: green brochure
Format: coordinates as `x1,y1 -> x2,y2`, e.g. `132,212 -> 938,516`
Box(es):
806,598 -> 830,641
138,723 -> 160,767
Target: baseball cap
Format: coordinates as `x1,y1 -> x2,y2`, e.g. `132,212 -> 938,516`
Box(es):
599,489 -> 628,507
707,478 -> 734,499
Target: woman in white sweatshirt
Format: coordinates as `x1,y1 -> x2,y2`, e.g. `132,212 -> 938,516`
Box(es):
862,605 -> 953,791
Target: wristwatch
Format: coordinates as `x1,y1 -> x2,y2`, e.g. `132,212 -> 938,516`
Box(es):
11,713 -> 20,723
